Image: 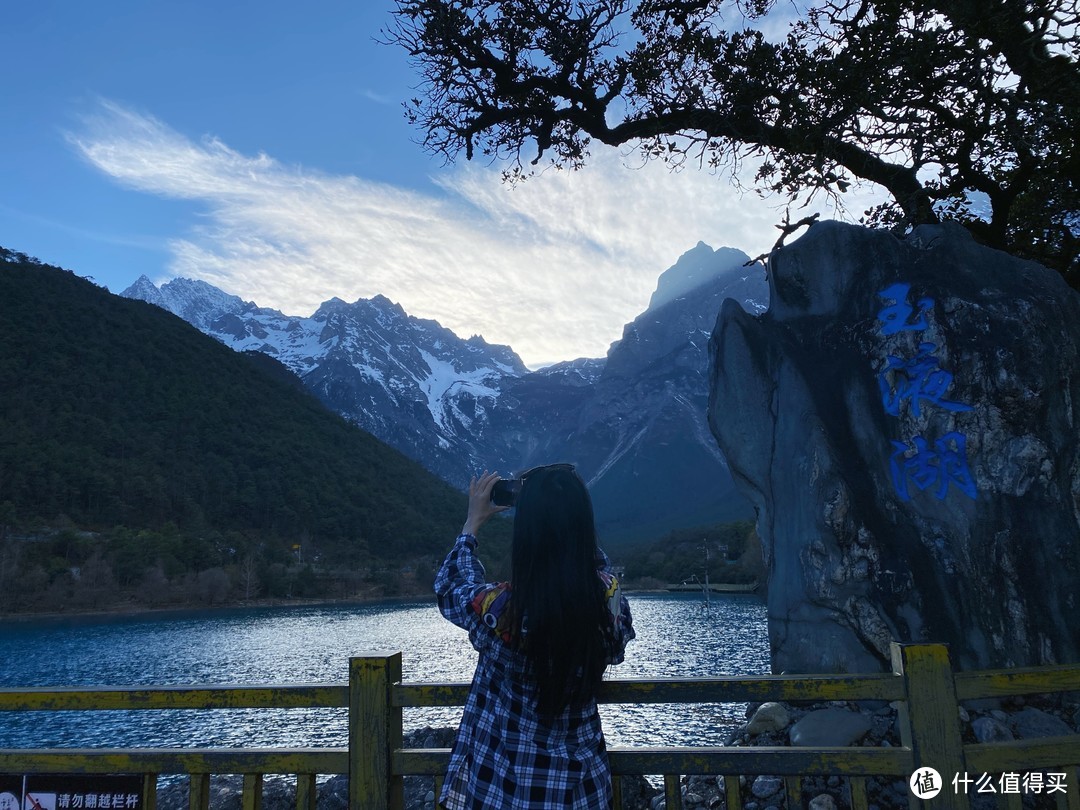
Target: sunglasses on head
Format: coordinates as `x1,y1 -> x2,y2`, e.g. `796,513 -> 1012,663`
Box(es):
520,462 -> 575,481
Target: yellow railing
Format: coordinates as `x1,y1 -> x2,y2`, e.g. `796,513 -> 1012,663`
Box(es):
1,643 -> 1078,810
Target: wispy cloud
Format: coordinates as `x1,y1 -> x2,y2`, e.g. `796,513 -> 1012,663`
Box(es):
358,88 -> 397,106
69,100 -> 884,367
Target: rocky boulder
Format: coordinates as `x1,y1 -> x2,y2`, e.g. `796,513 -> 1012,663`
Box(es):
789,708 -> 871,747
708,221 -> 1080,673
745,702 -> 790,735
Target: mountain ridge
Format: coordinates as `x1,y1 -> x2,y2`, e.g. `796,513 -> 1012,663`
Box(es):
0,249 -> 477,569
123,243 -> 768,544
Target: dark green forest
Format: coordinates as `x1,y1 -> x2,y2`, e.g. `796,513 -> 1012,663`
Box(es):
0,249 -> 510,614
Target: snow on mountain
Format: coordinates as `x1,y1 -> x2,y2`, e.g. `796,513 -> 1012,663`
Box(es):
418,349 -> 503,431
123,275 -> 167,308
122,242 -> 767,543
534,357 -> 607,385
121,276 -> 529,482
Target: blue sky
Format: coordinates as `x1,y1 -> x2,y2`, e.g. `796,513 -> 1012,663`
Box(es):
2,0 -> 883,366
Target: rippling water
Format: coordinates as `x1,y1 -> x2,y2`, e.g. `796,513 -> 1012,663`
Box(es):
0,593 -> 768,750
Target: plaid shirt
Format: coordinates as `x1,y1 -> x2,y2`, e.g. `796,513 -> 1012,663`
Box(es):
435,533 -> 635,810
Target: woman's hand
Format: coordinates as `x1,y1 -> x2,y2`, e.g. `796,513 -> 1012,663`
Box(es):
462,471 -> 509,538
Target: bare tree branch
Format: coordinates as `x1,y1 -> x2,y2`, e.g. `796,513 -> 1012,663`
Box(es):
386,0 -> 1079,278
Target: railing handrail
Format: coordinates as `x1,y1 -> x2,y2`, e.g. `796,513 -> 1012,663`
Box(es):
8,658 -> 1076,714
0,673 -> 906,714
392,745 -> 917,775
0,748 -> 348,773
0,684 -> 349,711
4,659 -> 1075,709
954,663 -> 1080,699
393,671 -> 906,707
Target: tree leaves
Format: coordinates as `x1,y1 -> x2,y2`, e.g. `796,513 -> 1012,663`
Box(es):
387,0 -> 1078,278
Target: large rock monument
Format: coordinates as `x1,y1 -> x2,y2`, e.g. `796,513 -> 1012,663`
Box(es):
708,221 -> 1080,673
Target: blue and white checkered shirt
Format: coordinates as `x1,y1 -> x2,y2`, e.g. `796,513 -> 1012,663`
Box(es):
435,533 -> 635,810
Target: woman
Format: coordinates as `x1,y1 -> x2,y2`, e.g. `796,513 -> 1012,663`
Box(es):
435,465 -> 635,810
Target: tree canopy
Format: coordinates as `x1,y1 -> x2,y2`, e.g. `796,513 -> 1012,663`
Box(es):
388,0 -> 1079,278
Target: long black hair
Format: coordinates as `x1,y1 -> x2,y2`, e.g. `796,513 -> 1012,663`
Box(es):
508,464 -> 611,718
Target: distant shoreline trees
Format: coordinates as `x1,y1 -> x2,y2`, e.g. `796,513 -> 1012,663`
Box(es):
0,522 -> 423,616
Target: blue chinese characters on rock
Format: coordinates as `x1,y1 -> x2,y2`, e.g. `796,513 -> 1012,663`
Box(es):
874,282 -> 977,502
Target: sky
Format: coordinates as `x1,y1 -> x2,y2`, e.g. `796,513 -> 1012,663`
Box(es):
2,0 -> 885,368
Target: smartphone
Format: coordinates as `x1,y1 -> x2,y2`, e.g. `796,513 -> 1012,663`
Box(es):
490,478 -> 521,507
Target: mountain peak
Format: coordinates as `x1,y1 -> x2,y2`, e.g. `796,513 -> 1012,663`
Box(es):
122,276 -> 249,329
121,275 -> 166,307
647,243 -> 751,311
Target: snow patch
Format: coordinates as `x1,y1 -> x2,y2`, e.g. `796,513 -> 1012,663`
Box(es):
352,362 -> 384,382
418,350 -> 500,428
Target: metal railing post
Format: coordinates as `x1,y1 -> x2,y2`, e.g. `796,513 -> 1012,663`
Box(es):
295,773 -> 317,810
349,653 -> 404,810
892,643 -> 968,810
142,773 -> 158,810
241,773 -> 262,810
188,773 -> 210,810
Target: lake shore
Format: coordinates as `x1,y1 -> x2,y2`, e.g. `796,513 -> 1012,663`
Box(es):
0,590 -> 432,624
2,583 -> 705,624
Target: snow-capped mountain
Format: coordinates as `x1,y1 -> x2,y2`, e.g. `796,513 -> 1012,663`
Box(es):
123,243 -> 768,544
122,275 -> 527,483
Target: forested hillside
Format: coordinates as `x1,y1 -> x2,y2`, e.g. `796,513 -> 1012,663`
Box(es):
0,249 -> 503,612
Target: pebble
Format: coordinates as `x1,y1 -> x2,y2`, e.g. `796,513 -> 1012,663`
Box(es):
1010,707 -> 1073,739
809,794 -> 837,810
972,716 -> 1014,743
746,702 -> 791,734
751,775 -> 783,799
789,708 -> 872,746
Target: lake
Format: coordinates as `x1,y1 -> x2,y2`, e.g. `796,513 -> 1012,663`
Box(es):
0,592 -> 769,750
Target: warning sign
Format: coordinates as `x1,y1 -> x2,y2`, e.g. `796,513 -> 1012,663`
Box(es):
1,775 -> 23,810
1,776 -> 143,810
